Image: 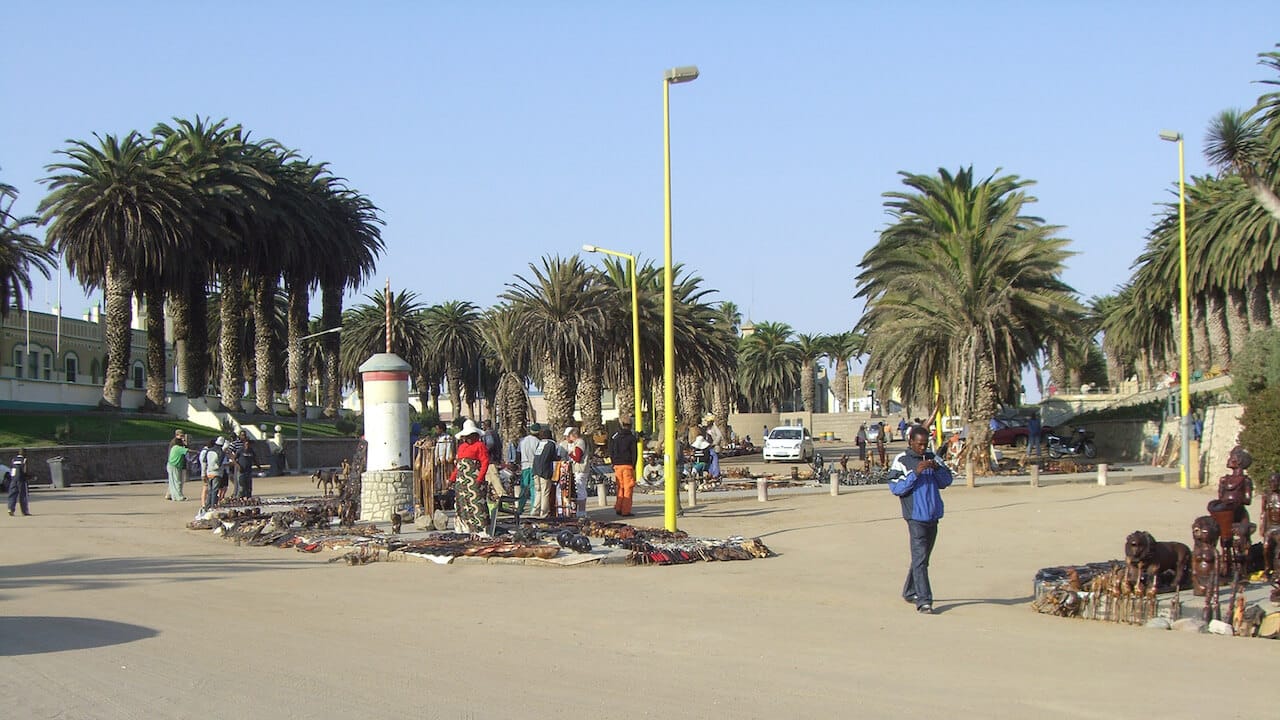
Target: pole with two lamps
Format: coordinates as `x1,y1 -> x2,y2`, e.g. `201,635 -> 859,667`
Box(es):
295,326 -> 342,473
662,65 -> 698,531
582,244 -> 644,482
1158,129 -> 1191,489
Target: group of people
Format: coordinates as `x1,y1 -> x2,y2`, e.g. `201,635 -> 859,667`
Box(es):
164,428 -> 257,512
854,422 -> 889,468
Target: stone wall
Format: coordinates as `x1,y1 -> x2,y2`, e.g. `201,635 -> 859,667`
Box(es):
0,438 -> 363,486
359,469 -> 412,522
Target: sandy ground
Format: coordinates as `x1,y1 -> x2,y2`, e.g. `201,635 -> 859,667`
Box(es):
1,469 -> 1274,720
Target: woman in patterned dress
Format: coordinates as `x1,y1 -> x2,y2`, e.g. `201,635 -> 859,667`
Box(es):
449,419 -> 490,535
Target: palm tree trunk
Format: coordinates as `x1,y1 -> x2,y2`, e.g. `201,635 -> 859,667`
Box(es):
1101,337 -> 1122,390
543,357 -> 575,432
833,357 -> 848,413
100,261 -> 133,410
321,279 -> 343,418
1191,295 -> 1212,372
252,277 -> 275,414
1205,290 -> 1231,368
652,375 -> 666,436
800,360 -> 815,411
446,365 -> 464,422
576,363 -> 604,436
712,385 -> 731,444
1048,342 -> 1067,390
615,371 -> 635,421
170,288 -> 190,396
219,272 -> 246,412
499,373 -> 527,447
1247,277 -> 1268,331
287,280 -> 308,415
142,288 -> 167,412
1268,273 -> 1280,328
677,371 -> 702,430
1225,287 -> 1249,361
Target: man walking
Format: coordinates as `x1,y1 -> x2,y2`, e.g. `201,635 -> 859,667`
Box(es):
888,425 -> 954,614
608,417 -> 639,517
7,448 -> 31,516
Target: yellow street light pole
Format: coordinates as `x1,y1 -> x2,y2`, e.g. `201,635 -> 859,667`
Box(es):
663,65 -> 699,531
583,244 -> 644,481
1160,129 -> 1191,489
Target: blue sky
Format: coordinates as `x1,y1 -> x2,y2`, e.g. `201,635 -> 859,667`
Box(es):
3,2 -> 1277,363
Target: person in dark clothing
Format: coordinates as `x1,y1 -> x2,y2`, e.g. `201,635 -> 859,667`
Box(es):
235,430 -> 256,498
887,425 -> 954,614
608,417 -> 639,516
530,426 -> 558,519
7,448 -> 31,516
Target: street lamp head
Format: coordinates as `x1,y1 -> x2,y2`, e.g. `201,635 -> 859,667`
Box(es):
582,244 -> 598,253
1158,130 -> 1182,142
664,65 -> 700,84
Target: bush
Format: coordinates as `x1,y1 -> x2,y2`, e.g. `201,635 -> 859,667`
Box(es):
1230,328 -> 1280,403
1240,384 -> 1280,479
335,414 -> 363,437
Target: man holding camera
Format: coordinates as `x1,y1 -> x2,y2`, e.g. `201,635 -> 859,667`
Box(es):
888,425 -> 953,614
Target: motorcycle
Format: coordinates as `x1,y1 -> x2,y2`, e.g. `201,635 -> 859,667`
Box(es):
1047,426 -> 1097,459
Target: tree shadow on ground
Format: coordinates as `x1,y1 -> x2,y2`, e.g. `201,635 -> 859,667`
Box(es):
0,554 -> 315,593
0,616 -> 158,656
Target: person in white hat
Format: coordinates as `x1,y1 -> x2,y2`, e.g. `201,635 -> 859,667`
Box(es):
448,419 -> 490,534
560,427 -> 589,518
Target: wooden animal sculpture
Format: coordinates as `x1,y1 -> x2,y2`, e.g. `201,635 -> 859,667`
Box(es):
1124,530 -> 1190,592
1190,515 -> 1220,596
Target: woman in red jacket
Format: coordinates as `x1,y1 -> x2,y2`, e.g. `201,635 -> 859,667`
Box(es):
449,419 -> 490,535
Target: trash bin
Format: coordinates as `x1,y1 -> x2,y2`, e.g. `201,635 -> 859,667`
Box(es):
47,456 -> 68,488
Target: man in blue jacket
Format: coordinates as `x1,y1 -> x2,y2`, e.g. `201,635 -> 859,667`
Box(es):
888,425 -> 954,614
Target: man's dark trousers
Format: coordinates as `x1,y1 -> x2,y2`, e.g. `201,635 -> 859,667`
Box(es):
902,519 -> 938,607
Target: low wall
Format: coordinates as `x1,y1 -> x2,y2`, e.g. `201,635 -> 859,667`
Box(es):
0,438 -> 363,486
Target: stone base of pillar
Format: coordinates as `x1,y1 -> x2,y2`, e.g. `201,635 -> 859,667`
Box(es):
360,469 -> 413,522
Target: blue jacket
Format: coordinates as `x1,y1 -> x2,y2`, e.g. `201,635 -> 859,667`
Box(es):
887,448 -> 953,522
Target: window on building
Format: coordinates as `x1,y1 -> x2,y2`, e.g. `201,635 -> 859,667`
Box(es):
28,351 -> 39,379
132,361 -> 144,389
91,358 -> 101,385
43,352 -> 52,381
65,353 -> 78,384
13,347 -> 23,378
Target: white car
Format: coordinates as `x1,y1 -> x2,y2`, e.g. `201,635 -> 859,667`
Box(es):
763,427 -> 814,463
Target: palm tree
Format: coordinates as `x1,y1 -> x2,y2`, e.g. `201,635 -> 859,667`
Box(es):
480,304 -> 532,446
0,181 -> 55,319
423,300 -> 483,422
1204,46 -> 1280,222
152,117 -> 270,400
737,321 -> 800,412
40,132 -> 192,409
856,167 -> 1080,474
340,290 -> 431,410
502,255 -> 605,432
795,333 -> 823,411
824,330 -> 863,413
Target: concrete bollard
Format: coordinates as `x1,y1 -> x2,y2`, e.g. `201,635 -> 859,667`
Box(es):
757,477 -> 768,502
1097,463 -> 1109,486
687,481 -> 697,509
830,473 -> 839,496
1030,462 -> 1039,488
597,481 -> 608,507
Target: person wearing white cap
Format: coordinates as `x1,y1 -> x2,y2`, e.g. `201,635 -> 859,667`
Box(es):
448,419 -> 490,535
561,427 -> 590,518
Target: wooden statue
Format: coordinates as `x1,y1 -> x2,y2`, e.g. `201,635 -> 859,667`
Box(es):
1190,515 -> 1220,597
1262,473 -> 1280,578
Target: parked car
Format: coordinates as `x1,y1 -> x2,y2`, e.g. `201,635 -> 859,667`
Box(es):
0,462 -> 9,492
763,426 -> 815,463
991,418 -> 1030,447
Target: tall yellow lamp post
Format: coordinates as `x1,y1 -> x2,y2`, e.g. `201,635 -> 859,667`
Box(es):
1159,129 -> 1191,489
582,244 -> 644,482
663,65 -> 699,531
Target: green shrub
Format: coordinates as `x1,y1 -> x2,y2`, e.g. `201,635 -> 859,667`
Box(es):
335,414 -> 363,437
1230,328 -> 1280,403
1240,384 -> 1280,478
